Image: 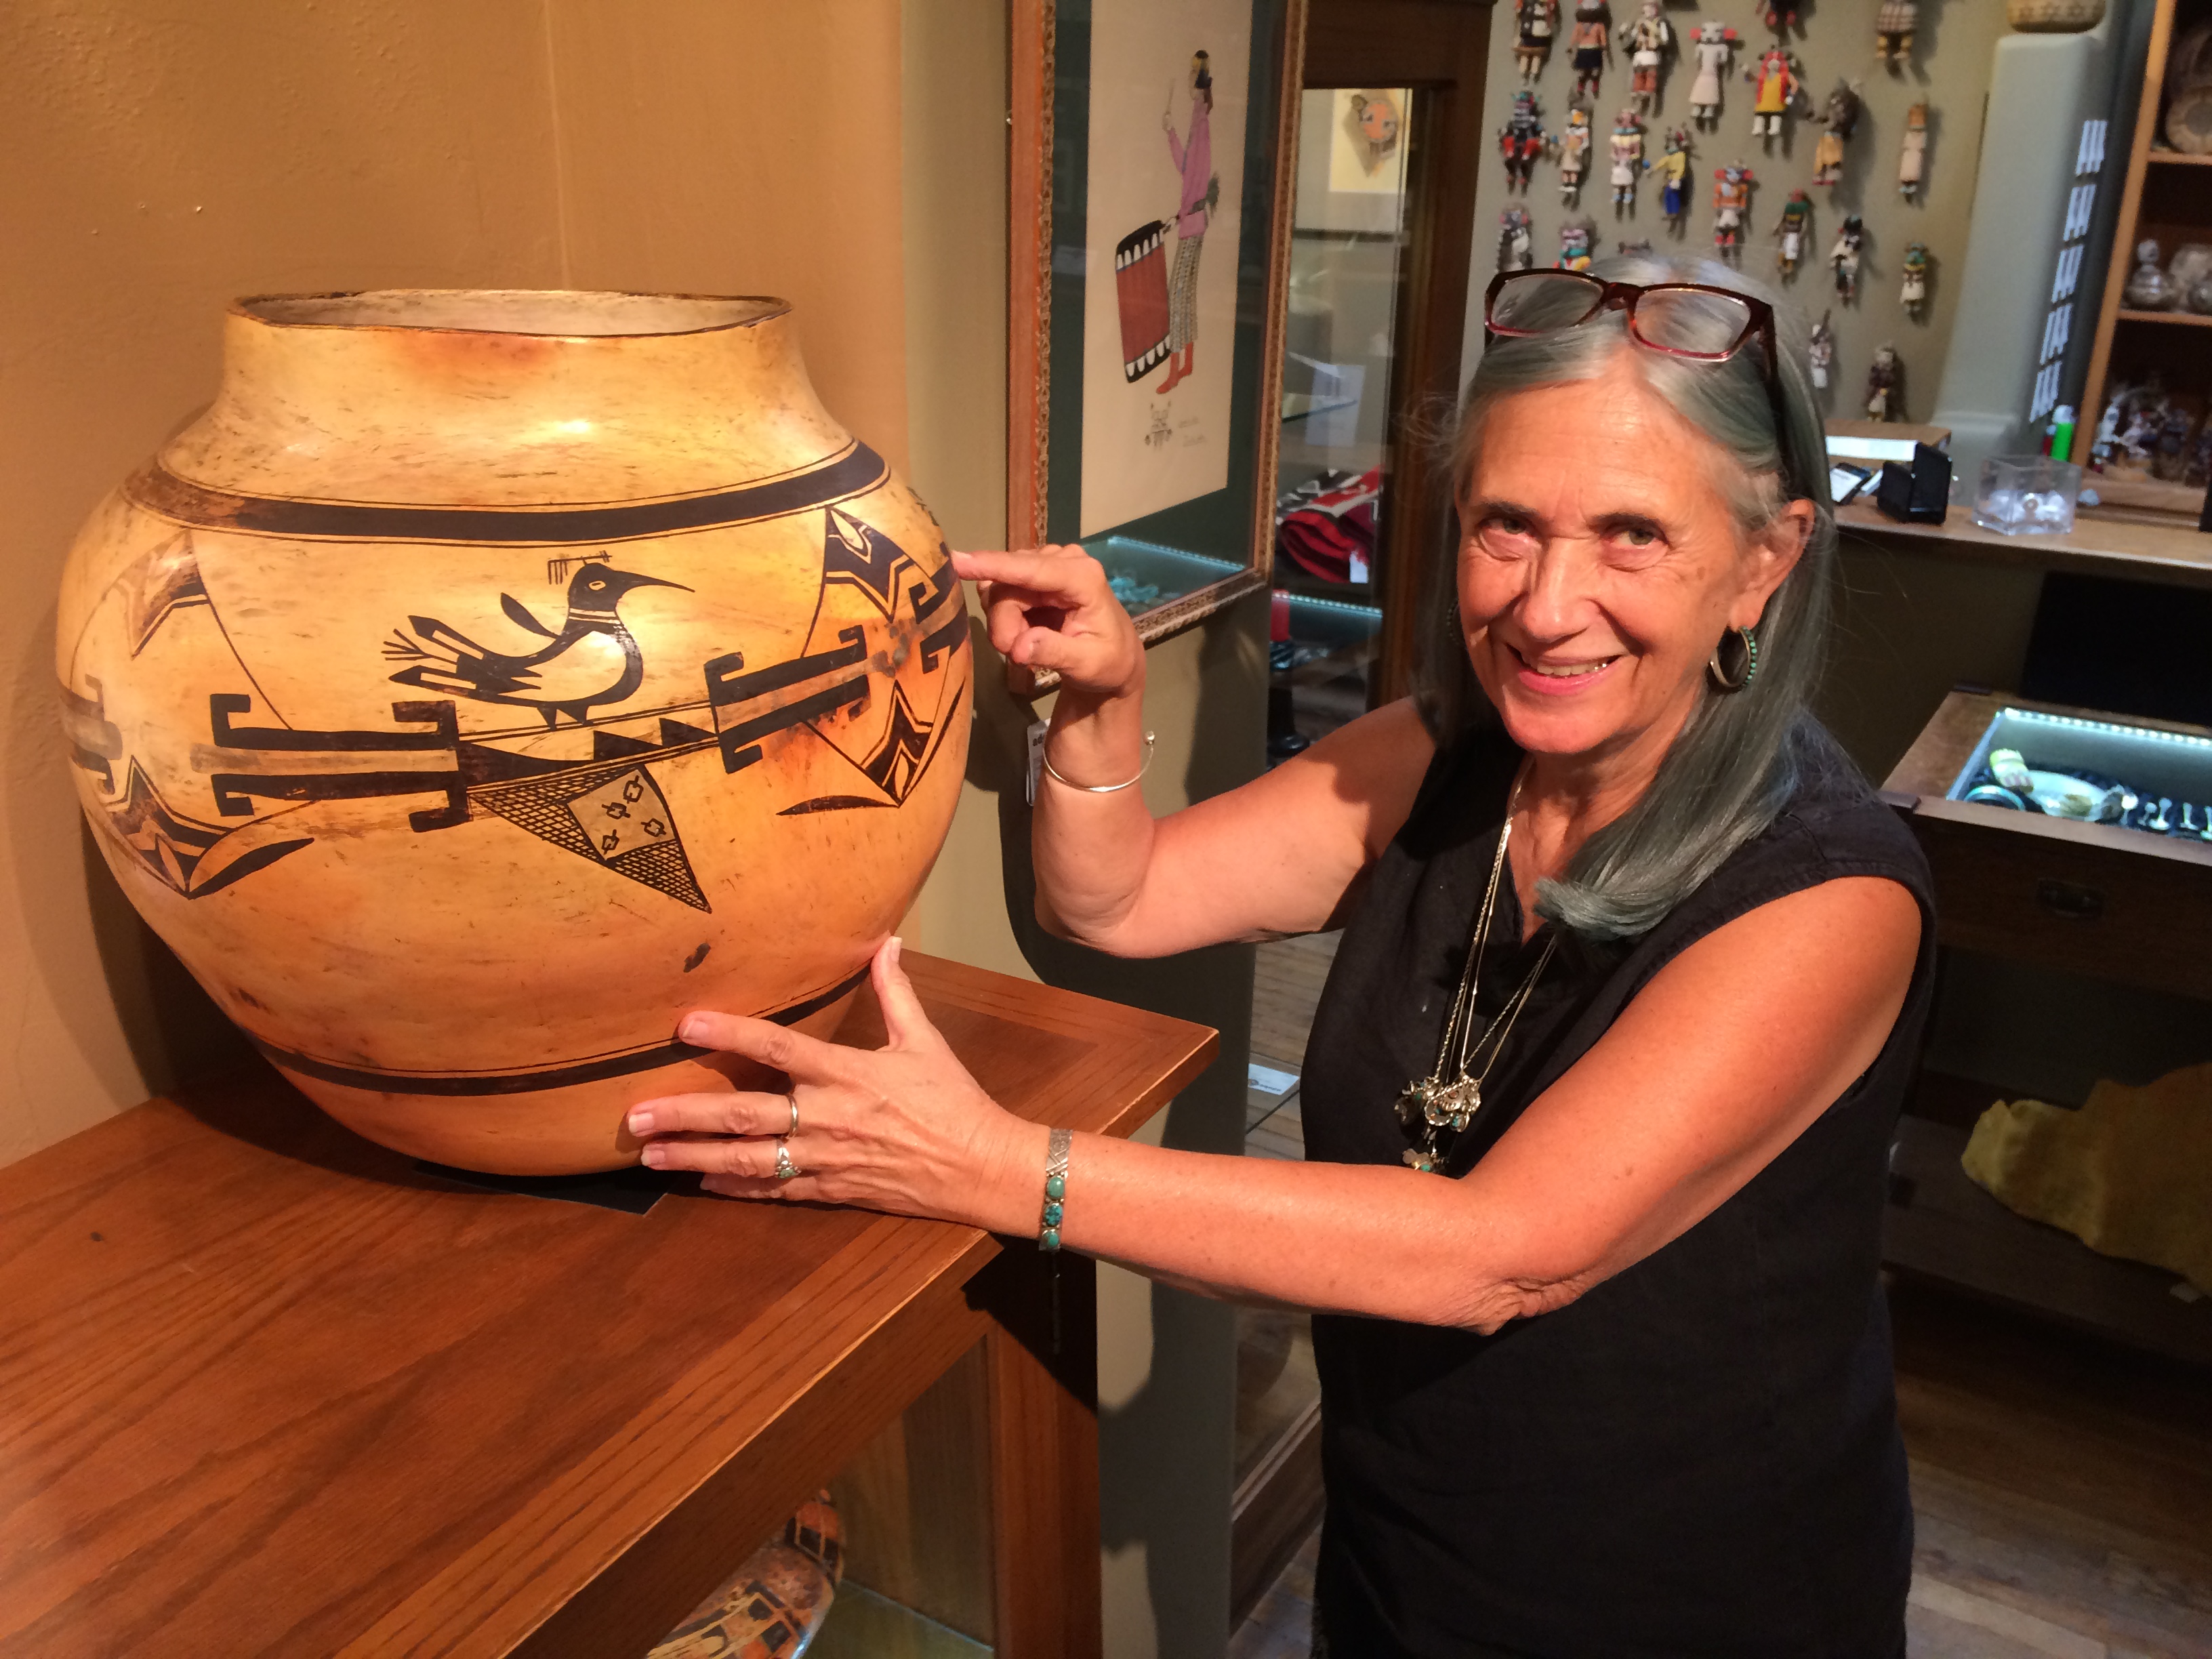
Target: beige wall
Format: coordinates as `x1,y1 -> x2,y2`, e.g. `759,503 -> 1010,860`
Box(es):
1,1 -> 558,1164
0,0 -> 909,1164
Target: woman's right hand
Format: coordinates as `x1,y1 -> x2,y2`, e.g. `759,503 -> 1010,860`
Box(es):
950,546 -> 1145,702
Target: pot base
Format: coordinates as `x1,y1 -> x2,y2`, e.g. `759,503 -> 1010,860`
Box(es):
278,991 -> 859,1175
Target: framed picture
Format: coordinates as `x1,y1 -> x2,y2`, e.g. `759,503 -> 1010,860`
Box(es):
1009,0 -> 1305,691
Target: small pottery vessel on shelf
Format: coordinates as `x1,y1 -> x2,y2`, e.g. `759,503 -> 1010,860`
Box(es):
56,291 -> 971,1173
2123,241 -> 2178,310
2005,0 -> 2104,28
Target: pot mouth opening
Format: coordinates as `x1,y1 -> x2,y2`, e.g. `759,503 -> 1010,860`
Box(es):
234,290 -> 788,338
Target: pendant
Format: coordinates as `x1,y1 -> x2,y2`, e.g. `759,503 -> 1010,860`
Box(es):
1423,1077 -> 1481,1132
1393,1078 -> 1439,1132
1402,1147 -> 1439,1172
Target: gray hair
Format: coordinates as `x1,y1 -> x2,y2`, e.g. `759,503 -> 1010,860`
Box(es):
1419,254 -> 1836,941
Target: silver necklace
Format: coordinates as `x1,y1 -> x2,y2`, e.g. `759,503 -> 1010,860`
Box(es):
1393,788 -> 1560,1174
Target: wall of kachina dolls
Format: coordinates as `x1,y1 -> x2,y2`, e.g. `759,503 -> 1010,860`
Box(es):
1462,0 -> 2022,427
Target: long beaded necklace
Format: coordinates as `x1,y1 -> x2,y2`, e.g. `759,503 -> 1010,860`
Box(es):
1393,785 -> 1560,1174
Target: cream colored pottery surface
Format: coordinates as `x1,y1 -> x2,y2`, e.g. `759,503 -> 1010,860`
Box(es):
55,291 -> 971,1173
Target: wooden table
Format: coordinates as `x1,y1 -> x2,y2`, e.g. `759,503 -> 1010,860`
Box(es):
0,954 -> 1216,1658
1835,500 -> 2212,590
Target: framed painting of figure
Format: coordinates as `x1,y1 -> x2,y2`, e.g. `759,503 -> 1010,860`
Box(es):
1009,0 -> 1305,690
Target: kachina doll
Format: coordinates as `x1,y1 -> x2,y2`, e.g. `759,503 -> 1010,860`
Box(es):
1558,216 -> 1599,270
1610,109 -> 1647,212
1500,90 -> 1553,191
1759,0 -> 1809,31
1570,0 -> 1612,100
1500,204 -> 1536,270
1688,22 -> 1739,128
1713,162 -> 1754,260
1774,189 -> 1813,279
1656,127 -> 1694,228
1865,343 -> 1902,421
1625,0 -> 1675,112
1898,104 -> 1929,199
1559,106 -> 1595,203
1746,47 -> 1803,148
1875,0 -> 1918,65
1808,310 -> 1835,390
1813,81 -> 1861,188
1901,241 -> 1929,317
1830,213 -> 1866,302
1515,0 -> 1560,81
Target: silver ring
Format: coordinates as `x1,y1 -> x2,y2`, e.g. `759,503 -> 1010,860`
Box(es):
773,1139 -> 800,1181
787,1091 -> 800,1136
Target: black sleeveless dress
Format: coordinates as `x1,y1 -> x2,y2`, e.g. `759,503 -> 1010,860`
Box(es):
1303,715 -> 1933,1658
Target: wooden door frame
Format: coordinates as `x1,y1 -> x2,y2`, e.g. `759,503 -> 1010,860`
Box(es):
1302,0 -> 1493,707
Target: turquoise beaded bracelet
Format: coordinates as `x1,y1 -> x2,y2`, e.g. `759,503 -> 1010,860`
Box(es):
1039,1126 -> 1071,1252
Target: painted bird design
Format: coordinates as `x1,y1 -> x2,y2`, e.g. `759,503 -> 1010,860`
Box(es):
383,563 -> 689,727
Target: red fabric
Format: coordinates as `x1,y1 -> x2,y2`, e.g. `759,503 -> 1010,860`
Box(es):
1275,468 -> 1381,584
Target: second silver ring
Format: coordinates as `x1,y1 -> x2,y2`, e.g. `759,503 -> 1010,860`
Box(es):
773,1139 -> 800,1181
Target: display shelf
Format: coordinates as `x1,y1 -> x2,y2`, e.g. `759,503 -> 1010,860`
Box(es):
2085,470 -> 2209,515
2116,308 -> 2212,327
1885,1112 -> 2212,1370
1833,501 -> 2212,590
2076,0 -> 2212,515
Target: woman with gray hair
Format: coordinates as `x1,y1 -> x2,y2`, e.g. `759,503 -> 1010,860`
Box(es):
632,255 -> 1930,1656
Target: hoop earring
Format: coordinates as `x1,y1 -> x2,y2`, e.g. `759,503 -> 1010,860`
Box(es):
1707,625 -> 1759,693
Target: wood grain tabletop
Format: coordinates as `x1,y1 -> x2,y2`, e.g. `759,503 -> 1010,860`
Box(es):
0,952 -> 1216,1658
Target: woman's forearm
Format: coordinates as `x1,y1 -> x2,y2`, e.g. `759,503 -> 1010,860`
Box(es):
1031,688 -> 1162,948
979,1124 -> 1542,1332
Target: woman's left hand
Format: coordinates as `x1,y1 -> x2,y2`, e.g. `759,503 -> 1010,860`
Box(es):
626,939 -> 1045,1230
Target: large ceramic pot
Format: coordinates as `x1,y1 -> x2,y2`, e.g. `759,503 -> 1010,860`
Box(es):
56,291 -> 971,1173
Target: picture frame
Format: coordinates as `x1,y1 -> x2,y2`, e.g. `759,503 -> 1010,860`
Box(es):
1008,0 -> 1306,694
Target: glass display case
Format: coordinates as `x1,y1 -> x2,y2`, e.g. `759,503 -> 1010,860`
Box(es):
1942,704 -> 2212,839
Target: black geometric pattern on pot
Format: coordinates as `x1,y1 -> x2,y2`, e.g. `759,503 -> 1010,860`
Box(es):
703,626 -> 872,775
203,693 -> 469,832
123,441 -> 890,546
253,964 -> 871,1096
859,682 -> 935,799
123,532 -> 209,658
777,796 -> 893,816
59,680 -> 123,792
474,758 -> 710,912
101,760 -> 314,899
384,558 -> 689,729
821,506 -> 926,615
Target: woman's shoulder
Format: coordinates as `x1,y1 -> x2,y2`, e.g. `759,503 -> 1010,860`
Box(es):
1611,718 -> 1930,999
1716,717 -> 1931,909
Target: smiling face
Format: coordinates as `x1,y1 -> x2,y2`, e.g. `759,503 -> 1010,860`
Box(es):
1456,352 -> 1808,776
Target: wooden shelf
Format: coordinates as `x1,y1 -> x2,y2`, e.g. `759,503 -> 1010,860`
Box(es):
2085,470 -> 2209,516
0,954 -> 1218,1658
1885,1113 -> 2212,1370
2076,0 -> 2207,463
2117,307 -> 2212,327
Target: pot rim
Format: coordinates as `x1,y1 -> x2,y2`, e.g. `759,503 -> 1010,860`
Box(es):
230,289 -> 793,340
